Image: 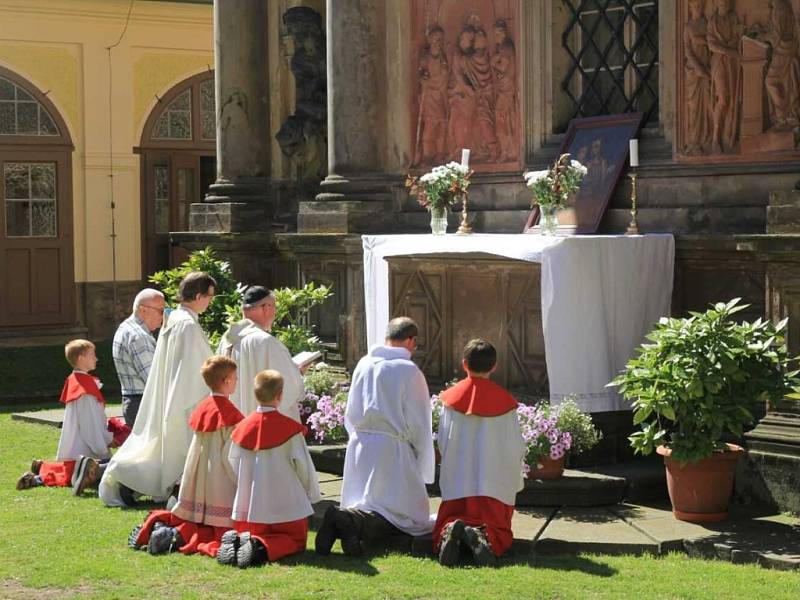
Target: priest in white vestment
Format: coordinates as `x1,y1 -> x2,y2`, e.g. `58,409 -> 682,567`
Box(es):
217,285 -> 303,421
315,317 -> 434,556
99,272 -> 216,507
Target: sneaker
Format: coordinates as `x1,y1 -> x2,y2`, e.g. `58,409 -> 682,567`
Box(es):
72,457 -> 100,496
438,520 -> 465,567
314,505 -> 339,555
236,532 -> 268,568
16,472 -> 38,491
119,483 -> 137,507
148,526 -> 182,555
71,456 -> 88,487
30,459 -> 44,475
462,526 -> 496,567
335,509 -> 363,557
128,525 -> 144,550
216,530 -> 239,566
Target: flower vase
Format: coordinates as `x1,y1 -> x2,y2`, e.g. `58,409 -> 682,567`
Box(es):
539,205 -> 559,236
430,206 -> 448,235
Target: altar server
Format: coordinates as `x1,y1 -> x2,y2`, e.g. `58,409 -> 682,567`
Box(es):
433,339 -> 525,566
129,355 -> 244,557
217,369 -> 320,568
16,339 -> 113,491
315,317 -> 434,556
218,285 -> 303,420
99,272 -> 215,507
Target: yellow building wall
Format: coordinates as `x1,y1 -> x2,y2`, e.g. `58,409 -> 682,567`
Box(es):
0,0 -> 213,284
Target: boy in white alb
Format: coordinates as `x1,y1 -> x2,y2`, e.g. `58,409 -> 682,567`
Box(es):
218,369 -> 320,568
433,339 -> 525,566
16,339 -> 113,492
129,356 -> 244,557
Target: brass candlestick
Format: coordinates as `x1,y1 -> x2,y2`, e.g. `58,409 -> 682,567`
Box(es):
625,170 -> 640,235
457,192 -> 473,234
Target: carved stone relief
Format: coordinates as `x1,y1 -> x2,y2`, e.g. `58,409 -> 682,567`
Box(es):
677,0 -> 800,160
275,6 -> 327,182
410,0 -> 521,171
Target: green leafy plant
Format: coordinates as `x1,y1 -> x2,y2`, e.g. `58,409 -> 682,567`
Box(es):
148,247 -> 241,347
612,299 -> 800,464
303,366 -> 338,397
555,397 -> 603,454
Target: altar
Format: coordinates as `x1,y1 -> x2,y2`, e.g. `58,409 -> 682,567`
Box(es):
362,234 -> 675,414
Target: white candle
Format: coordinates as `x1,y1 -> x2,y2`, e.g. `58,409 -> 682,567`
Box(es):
461,148 -> 470,168
629,139 -> 639,167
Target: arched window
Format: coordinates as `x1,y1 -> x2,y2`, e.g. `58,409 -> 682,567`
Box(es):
137,72 -> 216,276
0,66 -> 74,328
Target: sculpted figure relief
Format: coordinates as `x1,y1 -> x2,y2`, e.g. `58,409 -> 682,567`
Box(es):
684,0 -> 712,155
763,0 -> 800,130
707,0 -> 742,154
413,7 -> 519,168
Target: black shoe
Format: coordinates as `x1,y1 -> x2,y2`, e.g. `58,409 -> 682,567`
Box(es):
72,457 -> 100,496
148,526 -> 182,555
462,526 -> 496,567
217,530 -> 239,566
315,505 -> 339,555
119,484 -> 137,507
236,532 -> 268,568
438,520 -> 465,567
335,510 -> 363,557
128,525 -> 144,550
71,456 -> 88,487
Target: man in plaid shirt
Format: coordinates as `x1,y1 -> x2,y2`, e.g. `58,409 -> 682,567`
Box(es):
113,289 -> 166,427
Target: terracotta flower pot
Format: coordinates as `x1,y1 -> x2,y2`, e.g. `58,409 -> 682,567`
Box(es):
657,444 -> 744,523
527,455 -> 566,480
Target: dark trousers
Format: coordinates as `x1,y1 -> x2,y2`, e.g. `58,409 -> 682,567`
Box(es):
122,394 -> 143,428
341,508 -> 410,547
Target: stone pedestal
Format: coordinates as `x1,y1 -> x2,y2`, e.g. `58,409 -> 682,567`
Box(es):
767,189 -> 800,234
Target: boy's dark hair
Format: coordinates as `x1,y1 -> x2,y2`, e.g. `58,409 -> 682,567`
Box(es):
463,339 -> 497,374
385,316 -> 418,342
178,271 -> 217,302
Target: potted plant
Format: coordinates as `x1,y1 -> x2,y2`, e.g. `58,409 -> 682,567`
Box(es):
517,398 -> 601,480
405,162 -> 472,235
523,153 -> 587,235
612,299 -> 799,522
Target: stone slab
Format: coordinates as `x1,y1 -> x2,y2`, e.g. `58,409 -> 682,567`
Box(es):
535,507 -> 660,556
516,469 -> 626,507
11,406 -> 123,428
609,503 -> 715,554
308,444 -> 346,476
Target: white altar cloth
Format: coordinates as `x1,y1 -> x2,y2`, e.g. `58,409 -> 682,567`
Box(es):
362,233 -> 675,412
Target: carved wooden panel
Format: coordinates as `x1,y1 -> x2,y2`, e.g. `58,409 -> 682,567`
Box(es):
388,253 -> 547,396
409,0 -> 521,171
676,0 -> 800,162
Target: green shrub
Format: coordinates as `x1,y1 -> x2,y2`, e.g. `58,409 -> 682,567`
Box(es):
555,397 -> 603,454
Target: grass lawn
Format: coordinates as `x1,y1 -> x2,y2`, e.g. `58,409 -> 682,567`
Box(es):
0,411 -> 798,600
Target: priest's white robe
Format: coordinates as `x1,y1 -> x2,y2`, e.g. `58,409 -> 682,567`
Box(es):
217,319 -> 303,421
56,394 -> 113,461
340,345 -> 435,536
99,306 -> 212,506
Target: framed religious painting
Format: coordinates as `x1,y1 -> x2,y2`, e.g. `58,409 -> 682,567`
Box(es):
524,112 -> 644,234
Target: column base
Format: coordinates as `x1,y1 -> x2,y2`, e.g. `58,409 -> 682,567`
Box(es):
189,202 -> 269,234
302,174 -> 395,233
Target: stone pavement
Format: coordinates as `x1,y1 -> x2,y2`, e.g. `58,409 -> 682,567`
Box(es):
312,471 -> 800,571
11,405 -> 123,427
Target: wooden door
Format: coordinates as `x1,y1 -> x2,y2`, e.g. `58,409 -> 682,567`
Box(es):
0,150 -> 74,327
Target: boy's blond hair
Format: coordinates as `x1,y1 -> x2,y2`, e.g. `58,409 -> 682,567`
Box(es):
65,339 -> 95,369
201,355 -> 237,390
254,369 -> 284,405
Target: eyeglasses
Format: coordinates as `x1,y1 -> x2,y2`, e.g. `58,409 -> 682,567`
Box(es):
141,305 -> 165,315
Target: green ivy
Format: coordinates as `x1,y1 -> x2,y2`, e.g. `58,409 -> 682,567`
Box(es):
611,298 -> 800,464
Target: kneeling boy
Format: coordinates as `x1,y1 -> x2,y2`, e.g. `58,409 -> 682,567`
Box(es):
130,356 -> 244,556
433,339 -> 526,566
217,369 -> 321,568
17,339 -> 113,493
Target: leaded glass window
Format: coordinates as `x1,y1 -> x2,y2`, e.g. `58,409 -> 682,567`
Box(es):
4,162 -> 57,237
154,165 -> 169,234
152,89 -> 192,140
200,79 -> 216,140
561,0 -> 659,129
0,76 -> 59,136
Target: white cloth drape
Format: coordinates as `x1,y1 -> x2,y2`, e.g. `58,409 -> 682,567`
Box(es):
56,394 -> 113,461
362,234 -> 674,413
100,306 -> 212,506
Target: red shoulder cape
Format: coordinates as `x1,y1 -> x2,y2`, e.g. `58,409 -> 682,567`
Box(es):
188,395 -> 244,432
232,410 -> 307,450
440,377 -> 517,417
59,372 -> 105,406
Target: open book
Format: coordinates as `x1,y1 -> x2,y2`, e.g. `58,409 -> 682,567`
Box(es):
292,350 -> 322,369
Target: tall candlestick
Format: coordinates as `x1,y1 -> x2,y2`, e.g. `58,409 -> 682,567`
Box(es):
461,148 -> 470,168
629,139 -> 639,167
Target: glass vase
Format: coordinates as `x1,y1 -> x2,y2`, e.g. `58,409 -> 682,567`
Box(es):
539,205 -> 559,236
430,206 -> 448,235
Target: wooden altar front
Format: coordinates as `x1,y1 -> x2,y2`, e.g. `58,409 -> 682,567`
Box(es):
387,252 -> 547,397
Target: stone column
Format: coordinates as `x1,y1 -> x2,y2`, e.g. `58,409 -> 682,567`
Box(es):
300,0 -> 392,233
192,0 -> 271,233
